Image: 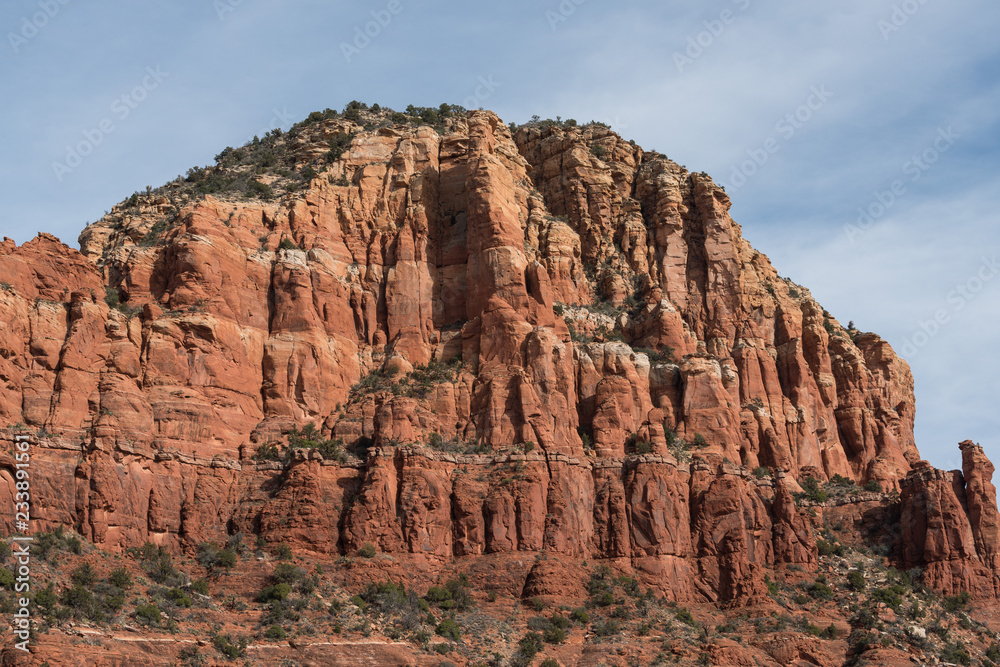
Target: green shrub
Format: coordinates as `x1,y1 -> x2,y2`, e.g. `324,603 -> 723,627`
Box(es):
135,603 -> 161,625
357,542 -> 377,558
436,617 -> 461,641
258,583 -> 291,603
753,466 -> 772,478
272,563 -> 305,584
940,641 -> 973,665
673,607 -> 697,626
798,477 -> 828,503
275,543 -> 293,560
326,132 -> 355,162
817,539 -> 845,557
265,624 -> 287,640
512,632 -> 543,665
0,568 -> 13,590
109,567 -> 132,590
212,633 -> 248,660
872,585 -> 906,611
550,613 -> 570,630
808,582 -> 835,600
847,570 -> 865,591
190,579 -> 209,595
197,542 -> 238,571
426,585 -> 452,604
277,238 -> 299,251
543,625 -> 566,644
247,180 -> 274,200
167,588 -> 193,608
570,607 -> 590,624
943,591 -> 971,612
70,563 -> 97,587
61,585 -> 96,617
864,479 -> 882,492
540,660 -> 560,667
850,608 -> 878,629
130,543 -> 183,586
593,619 -> 622,636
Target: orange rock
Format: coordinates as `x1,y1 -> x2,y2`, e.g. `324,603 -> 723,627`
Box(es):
0,109 -> 993,620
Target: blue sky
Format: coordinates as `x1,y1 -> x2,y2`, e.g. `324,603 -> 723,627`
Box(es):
1,0 -> 997,470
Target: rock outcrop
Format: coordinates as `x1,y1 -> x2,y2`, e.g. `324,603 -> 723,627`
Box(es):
0,107 -> 996,619
898,442 -> 1000,598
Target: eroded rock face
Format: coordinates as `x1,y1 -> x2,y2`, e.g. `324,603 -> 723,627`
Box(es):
899,446 -> 1000,598
0,109 -> 994,609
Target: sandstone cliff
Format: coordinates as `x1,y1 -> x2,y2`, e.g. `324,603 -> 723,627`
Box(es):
0,106 -> 996,624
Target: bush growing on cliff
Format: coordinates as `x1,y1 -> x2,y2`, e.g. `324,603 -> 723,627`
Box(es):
326,131 -> 356,162
940,642 -> 973,665
796,477 -> 828,503
817,539 -> 845,557
807,581 -> 835,600
943,591 -> 971,612
197,542 -> 237,572
528,614 -> 570,644
871,585 -> 905,611
625,433 -> 653,455
864,479 -> 882,492
71,562 -> 98,587
424,576 -> 474,611
663,428 -> 692,463
675,607 -> 698,627
284,423 -> 348,463
135,602 -> 161,626
129,542 -> 185,587
104,286 -> 141,317
212,633 -> 248,660
435,617 -> 461,641
634,346 -> 675,365
509,632 -> 544,667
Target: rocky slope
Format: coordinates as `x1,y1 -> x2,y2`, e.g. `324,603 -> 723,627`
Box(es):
0,104 -> 998,665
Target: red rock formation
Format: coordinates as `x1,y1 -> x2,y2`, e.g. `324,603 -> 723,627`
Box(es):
0,108 -> 993,624
899,451 -> 1000,598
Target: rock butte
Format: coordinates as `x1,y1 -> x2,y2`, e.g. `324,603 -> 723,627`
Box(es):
0,108 -> 998,664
